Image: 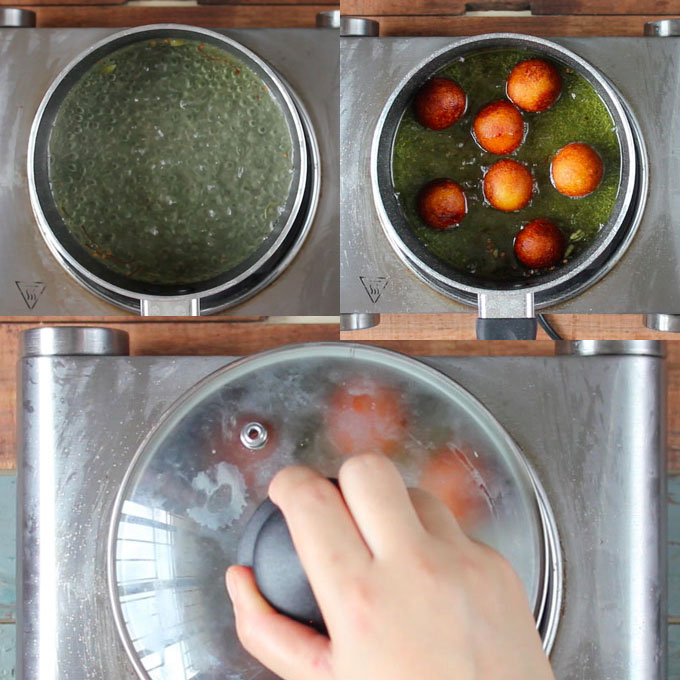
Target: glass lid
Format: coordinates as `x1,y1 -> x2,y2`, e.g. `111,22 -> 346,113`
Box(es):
109,343 -> 546,679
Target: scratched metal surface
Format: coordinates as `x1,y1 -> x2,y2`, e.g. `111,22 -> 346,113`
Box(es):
0,28 -> 339,315
340,37 -> 680,314
12,352 -> 666,679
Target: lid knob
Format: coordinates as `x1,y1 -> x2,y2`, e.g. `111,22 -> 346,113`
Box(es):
237,496 -> 325,632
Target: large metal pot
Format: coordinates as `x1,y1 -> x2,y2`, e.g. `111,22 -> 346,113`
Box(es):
28,24 -> 320,315
371,34 -> 648,338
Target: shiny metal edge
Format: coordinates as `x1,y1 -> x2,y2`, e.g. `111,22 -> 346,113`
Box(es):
339,312 -> 380,330
21,326 -> 130,357
0,8 -> 35,27
316,10 -> 340,29
27,24 -> 310,311
644,19 -> 680,37
645,314 -> 680,333
555,339 -> 666,357
341,17 -> 380,37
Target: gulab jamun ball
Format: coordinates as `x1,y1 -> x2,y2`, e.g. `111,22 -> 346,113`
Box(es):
514,219 -> 566,269
551,142 -> 604,197
507,59 -> 562,113
413,77 -> 467,131
418,178 -> 467,230
473,100 -> 525,155
325,378 -> 408,457
483,159 -> 533,212
419,447 -> 489,530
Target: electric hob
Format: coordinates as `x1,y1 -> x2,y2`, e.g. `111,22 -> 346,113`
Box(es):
16,329 -> 666,679
340,33 -> 680,325
0,25 -> 338,315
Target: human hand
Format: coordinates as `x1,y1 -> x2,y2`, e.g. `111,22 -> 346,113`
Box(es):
226,452 -> 555,680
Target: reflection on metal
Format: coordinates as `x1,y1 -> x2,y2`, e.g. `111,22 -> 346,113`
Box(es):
645,314 -> 680,333
0,9 -> 35,27
21,326 -> 130,357
240,422 -> 268,450
141,298 -> 200,317
555,340 -> 666,357
339,312 -> 380,330
316,10 -> 340,29
340,17 -> 380,37
644,20 -> 680,37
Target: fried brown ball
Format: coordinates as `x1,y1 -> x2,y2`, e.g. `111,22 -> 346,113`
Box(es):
417,178 -> 467,230
507,59 -> 562,113
514,219 -> 566,269
550,142 -> 604,197
413,77 -> 467,130
483,159 -> 533,212
473,100 -> 525,155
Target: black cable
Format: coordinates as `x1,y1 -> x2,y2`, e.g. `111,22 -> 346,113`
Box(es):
537,313 -> 563,341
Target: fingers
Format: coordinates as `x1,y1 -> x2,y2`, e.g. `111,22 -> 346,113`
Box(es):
268,466 -> 371,607
338,453 -> 425,556
226,565 -> 333,680
408,487 -> 465,542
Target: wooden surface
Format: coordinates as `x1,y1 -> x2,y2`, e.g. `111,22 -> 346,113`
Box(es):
343,0 -> 680,14
358,14 -> 676,36
340,314 -> 677,341
14,5 -> 336,27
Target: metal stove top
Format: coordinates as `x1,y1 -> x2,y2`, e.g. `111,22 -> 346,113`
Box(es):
16,331 -> 667,679
341,36 -> 680,315
0,27 -> 339,315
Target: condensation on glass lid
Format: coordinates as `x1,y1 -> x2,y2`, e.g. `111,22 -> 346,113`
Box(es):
112,344 -> 545,680
48,38 -> 296,286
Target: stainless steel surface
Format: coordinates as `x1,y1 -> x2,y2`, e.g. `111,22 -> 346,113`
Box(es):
21,326 -> 130,357
339,312 -> 380,330
0,9 -> 35,27
140,298 -> 200,317
555,339 -> 666,357
370,34 -> 643,318
17,346 -> 666,679
645,314 -> 680,333
340,17 -> 380,37
0,27 -> 338,315
645,20 -> 680,37
341,36 -> 680,315
478,291 -> 534,318
316,10 -> 340,29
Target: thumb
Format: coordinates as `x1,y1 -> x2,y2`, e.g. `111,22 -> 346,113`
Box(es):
226,565 -> 333,680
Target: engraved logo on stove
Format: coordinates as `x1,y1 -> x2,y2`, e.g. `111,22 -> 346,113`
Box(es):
359,276 -> 388,304
15,282 -> 46,310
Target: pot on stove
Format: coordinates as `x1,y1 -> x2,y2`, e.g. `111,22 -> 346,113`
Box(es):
371,34 -> 648,339
28,24 -> 320,316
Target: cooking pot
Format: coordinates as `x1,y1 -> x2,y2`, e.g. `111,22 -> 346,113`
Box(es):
371,33 -> 648,339
28,24 -> 319,315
